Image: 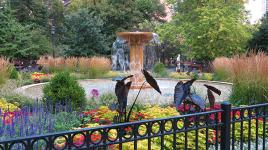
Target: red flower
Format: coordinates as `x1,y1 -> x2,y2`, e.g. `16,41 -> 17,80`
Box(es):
93,118 -> 100,123
90,133 -> 101,143
177,105 -> 190,112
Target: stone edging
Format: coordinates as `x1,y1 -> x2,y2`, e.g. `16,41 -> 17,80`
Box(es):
15,78 -> 232,94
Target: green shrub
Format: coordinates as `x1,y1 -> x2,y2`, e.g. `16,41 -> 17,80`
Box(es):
152,63 -> 168,77
230,80 -> 268,105
43,72 -> 86,110
20,72 -> 31,80
213,68 -> 230,81
98,92 -> 117,106
201,73 -> 213,81
3,94 -> 34,107
53,112 -> 81,131
9,67 -> 18,79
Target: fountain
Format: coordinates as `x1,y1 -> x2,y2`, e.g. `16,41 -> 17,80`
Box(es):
116,32 -> 155,89
112,33 -> 160,71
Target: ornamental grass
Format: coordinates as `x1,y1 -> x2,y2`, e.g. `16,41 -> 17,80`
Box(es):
0,57 -> 11,85
213,52 -> 268,105
37,56 -> 111,78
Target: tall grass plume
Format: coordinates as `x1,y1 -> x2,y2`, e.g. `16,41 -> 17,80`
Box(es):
213,52 -> 268,105
0,57 -> 11,84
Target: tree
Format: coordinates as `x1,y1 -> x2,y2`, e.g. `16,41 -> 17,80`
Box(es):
63,9 -> 109,56
66,0 -> 166,48
157,0 -> 252,61
0,6 -> 51,60
135,0 -> 166,22
248,12 -> 268,53
9,0 -> 49,28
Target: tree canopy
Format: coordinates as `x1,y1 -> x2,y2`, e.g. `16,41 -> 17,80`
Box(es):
0,5 -> 51,60
63,9 -> 109,56
248,12 -> 268,53
157,0 -> 252,61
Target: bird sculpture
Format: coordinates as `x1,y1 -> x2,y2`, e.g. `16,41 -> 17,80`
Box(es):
114,75 -> 133,122
174,79 -> 221,113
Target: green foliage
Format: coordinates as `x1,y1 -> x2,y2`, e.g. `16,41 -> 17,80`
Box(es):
200,73 -> 213,81
0,6 -> 51,59
232,120 -> 268,141
213,69 -> 230,81
53,112 -> 81,131
63,9 -> 109,56
9,0 -> 49,28
85,68 -> 107,79
43,72 -> 86,110
3,94 -> 34,107
157,0 -> 252,61
8,67 -> 18,79
98,92 -> 117,106
230,81 -> 268,105
66,0 -> 165,51
152,63 -> 168,77
135,0 -> 166,21
248,12 -> 268,53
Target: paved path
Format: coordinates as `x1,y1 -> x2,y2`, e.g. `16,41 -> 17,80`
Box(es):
16,79 -> 232,105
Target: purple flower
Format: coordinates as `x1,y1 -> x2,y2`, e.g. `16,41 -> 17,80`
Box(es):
90,89 -> 99,98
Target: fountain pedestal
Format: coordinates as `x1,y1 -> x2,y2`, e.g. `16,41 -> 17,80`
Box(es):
117,32 -> 153,89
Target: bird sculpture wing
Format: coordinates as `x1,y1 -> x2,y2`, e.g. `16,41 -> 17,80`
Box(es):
204,84 -> 221,95
189,94 -> 206,110
174,81 -> 185,109
207,89 -> 215,108
142,69 -> 161,94
115,75 -> 133,112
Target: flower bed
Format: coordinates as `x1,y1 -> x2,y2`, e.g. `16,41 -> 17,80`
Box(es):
31,72 -> 52,83
1,97 -> 268,150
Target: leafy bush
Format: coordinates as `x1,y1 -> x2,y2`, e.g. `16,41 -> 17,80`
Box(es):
20,72 -> 31,80
54,112 -> 81,132
201,73 -> 213,81
8,67 -> 18,79
43,72 -> 86,110
98,92 -> 117,106
152,63 -> 168,77
3,94 -> 34,107
169,72 -> 191,79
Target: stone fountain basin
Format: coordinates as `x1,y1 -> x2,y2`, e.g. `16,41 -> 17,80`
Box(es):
15,79 -> 232,105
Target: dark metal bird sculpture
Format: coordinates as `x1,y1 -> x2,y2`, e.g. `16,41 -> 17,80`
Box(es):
174,79 -> 196,111
142,69 -> 161,94
174,79 -> 223,114
204,84 -> 221,107
114,75 -> 133,122
126,69 -> 161,122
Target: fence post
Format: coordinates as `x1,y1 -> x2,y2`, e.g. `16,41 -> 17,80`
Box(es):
220,102 -> 231,150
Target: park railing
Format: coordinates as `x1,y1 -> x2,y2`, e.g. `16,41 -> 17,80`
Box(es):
0,103 -> 268,150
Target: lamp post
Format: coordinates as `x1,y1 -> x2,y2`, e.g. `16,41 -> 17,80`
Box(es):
50,20 -> 56,58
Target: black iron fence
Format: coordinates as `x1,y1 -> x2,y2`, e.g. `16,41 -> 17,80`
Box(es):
0,102 -> 268,150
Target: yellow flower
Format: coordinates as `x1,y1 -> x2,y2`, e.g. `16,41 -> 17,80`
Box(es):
0,98 -> 19,112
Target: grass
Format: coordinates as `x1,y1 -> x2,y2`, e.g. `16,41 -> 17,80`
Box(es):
212,57 -> 232,81
37,56 -> 111,78
0,57 -> 11,85
213,52 -> 268,105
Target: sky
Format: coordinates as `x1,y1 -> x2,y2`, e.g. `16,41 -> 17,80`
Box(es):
245,0 -> 266,24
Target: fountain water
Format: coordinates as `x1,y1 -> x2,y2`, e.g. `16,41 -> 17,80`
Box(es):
112,33 -> 160,71
116,32 -> 157,89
